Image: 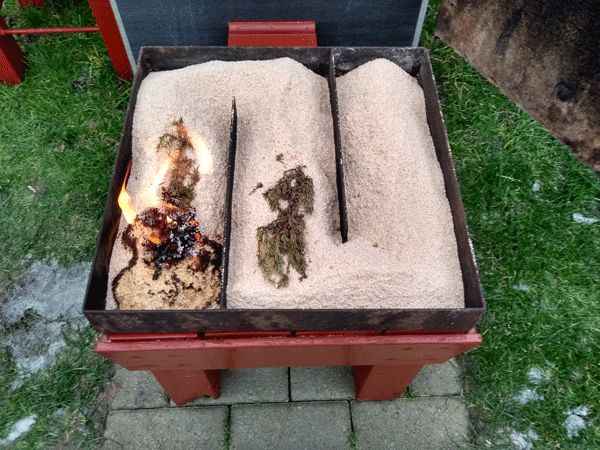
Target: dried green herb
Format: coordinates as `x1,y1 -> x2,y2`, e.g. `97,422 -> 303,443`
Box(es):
156,118 -> 200,209
156,117 -> 191,151
256,166 -> 314,288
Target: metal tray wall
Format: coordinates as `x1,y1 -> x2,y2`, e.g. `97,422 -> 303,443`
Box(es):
83,46 -> 485,334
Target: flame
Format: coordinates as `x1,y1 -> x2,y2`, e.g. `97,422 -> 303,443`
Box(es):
145,155 -> 175,206
118,168 -> 137,224
189,132 -> 213,175
118,126 -> 212,226
147,234 -> 161,244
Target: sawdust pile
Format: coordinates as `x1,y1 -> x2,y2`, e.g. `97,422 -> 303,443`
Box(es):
108,57 -> 464,311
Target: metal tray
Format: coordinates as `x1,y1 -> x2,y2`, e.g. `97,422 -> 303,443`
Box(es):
83,46 -> 485,334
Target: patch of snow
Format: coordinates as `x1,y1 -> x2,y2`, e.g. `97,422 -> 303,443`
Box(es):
513,389 -> 544,404
570,371 -> 582,382
50,408 -> 68,422
573,213 -> 599,224
0,415 -> 37,446
0,259 -> 90,323
510,429 -> 538,450
0,260 -> 91,390
527,367 -> 543,383
513,282 -> 529,291
3,320 -> 67,388
563,406 -> 589,439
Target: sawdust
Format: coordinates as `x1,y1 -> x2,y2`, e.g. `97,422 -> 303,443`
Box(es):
108,57 -> 464,310
226,57 -> 463,309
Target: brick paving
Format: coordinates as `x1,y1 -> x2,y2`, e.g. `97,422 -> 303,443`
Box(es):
102,360 -> 470,449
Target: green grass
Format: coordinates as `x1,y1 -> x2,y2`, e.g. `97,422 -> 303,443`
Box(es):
0,0 -> 599,448
422,1 -> 600,448
0,0 -> 130,298
0,324 -> 115,448
0,0 -> 126,447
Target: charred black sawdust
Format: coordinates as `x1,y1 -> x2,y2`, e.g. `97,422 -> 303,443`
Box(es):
112,118 -> 222,308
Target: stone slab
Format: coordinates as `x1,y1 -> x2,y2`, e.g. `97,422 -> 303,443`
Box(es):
352,396 -> 469,450
290,366 -> 355,401
230,401 -> 352,450
409,359 -> 463,396
111,367 -> 169,410
102,406 -> 228,450
174,367 -> 289,406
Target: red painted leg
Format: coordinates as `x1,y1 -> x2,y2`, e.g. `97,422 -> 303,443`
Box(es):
0,15 -> 25,84
353,364 -> 424,401
150,369 -> 221,405
17,0 -> 44,8
87,0 -> 132,80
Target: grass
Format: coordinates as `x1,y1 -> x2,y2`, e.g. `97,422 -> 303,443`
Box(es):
0,0 -> 127,447
0,0 -> 130,298
0,326 -> 115,449
422,1 -> 600,448
347,427 -> 358,450
0,0 -> 598,448
222,408 -> 232,450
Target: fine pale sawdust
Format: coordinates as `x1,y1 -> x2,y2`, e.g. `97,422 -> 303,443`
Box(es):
108,57 -> 464,311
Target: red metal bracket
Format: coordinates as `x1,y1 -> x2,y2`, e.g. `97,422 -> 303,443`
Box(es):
16,0 -> 43,8
228,20 -> 317,47
0,14 -> 24,83
0,25 -> 100,35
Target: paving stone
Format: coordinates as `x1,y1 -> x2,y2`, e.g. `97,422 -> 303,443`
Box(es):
290,366 -> 355,401
409,359 -> 463,396
102,407 -> 228,450
174,367 -> 289,406
110,367 -> 169,410
352,396 -> 469,450
230,401 -> 352,450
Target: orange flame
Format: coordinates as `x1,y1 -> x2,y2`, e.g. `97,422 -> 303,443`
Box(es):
118,164 -> 137,224
117,127 -> 212,226
117,154 -> 175,225
146,155 -> 175,206
147,234 -> 161,244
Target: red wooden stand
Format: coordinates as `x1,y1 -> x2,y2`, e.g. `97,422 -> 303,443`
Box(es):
92,20 -> 482,406
96,329 -> 481,405
228,20 -> 317,47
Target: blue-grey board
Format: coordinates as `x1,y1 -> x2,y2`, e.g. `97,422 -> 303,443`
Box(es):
109,0 -> 430,72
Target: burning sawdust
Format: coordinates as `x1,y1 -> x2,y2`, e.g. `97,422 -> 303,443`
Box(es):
111,208 -> 222,310
109,119 -> 222,310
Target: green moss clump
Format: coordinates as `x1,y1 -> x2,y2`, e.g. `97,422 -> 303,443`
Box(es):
256,165 -> 314,288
